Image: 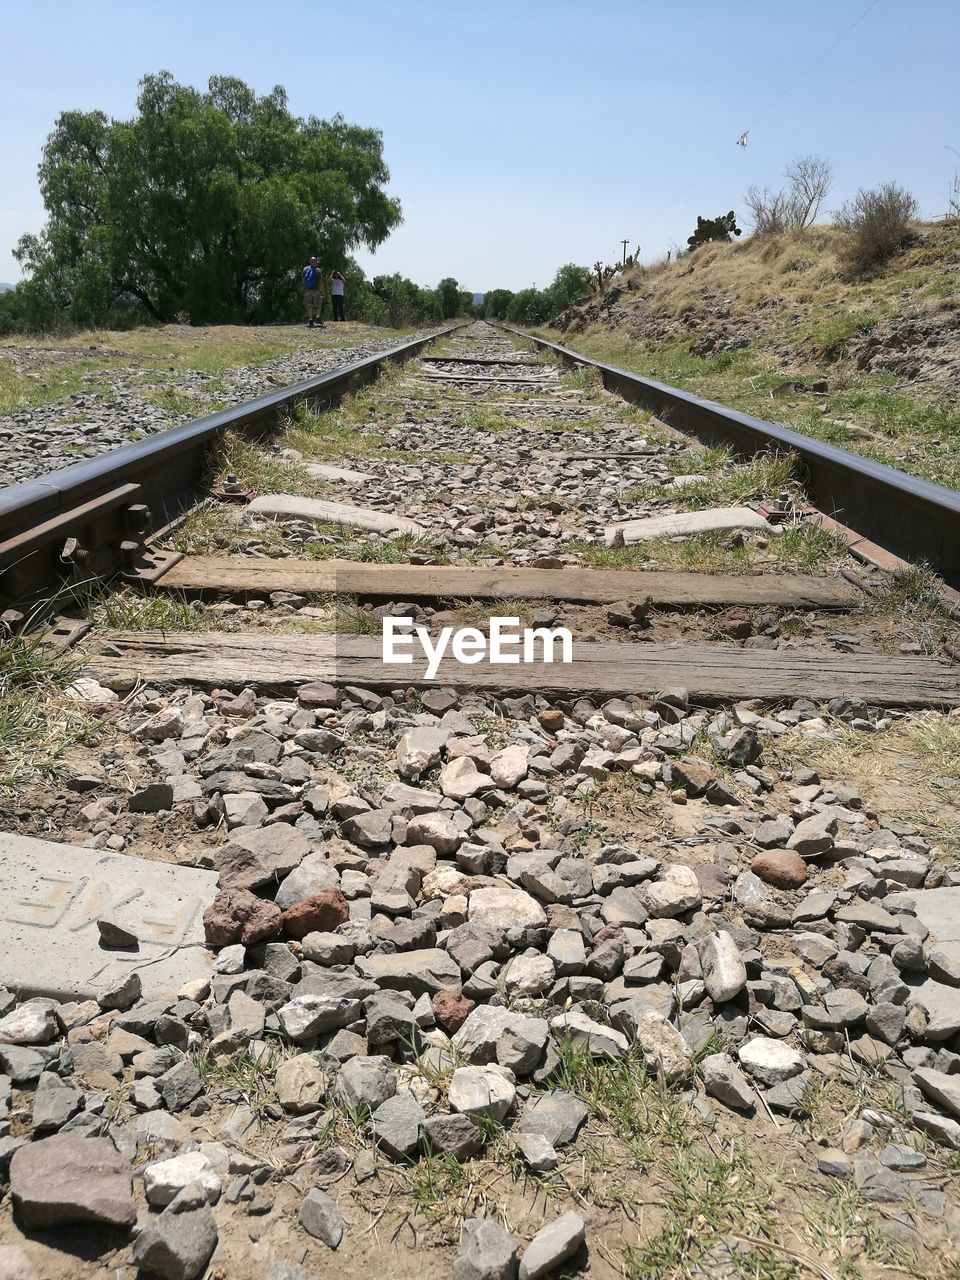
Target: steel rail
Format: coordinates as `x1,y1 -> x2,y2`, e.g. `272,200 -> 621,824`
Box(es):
501,322 -> 960,588
0,323 -> 461,613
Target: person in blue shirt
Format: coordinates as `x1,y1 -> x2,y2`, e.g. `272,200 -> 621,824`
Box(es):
302,257 -> 325,327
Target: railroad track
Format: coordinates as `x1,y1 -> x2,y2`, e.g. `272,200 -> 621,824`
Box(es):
3,320 -> 960,1279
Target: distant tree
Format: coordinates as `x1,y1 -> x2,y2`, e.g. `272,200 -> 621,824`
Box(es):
745,154 -> 833,235
548,263 -> 592,310
506,288 -> 554,324
433,277 -> 459,319
687,211 -> 742,249
482,288 -> 514,319
457,289 -> 475,316
14,72 -> 403,328
0,286 -> 30,336
371,273 -> 442,326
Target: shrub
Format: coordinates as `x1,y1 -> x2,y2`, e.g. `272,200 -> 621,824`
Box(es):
834,182 -> 919,276
687,211 -> 741,249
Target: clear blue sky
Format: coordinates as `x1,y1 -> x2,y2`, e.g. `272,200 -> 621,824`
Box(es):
1,0 -> 958,293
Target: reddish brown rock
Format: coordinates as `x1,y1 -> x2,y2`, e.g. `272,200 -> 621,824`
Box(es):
751,849 -> 809,890
432,988 -> 476,1034
281,888 -> 349,939
537,708 -> 565,732
670,758 -> 715,797
10,1134 -> 136,1229
297,680 -> 341,709
203,887 -> 282,946
715,611 -> 753,640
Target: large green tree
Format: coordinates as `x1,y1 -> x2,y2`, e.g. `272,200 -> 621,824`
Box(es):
16,73 -> 403,326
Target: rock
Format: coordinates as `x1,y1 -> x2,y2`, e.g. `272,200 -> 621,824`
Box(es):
203,888 -> 282,947
751,849 -> 807,889
422,1112 -> 483,1160
469,886 -> 547,930
406,813 -> 464,854
550,1009 -> 628,1058
0,1004 -> 56,1045
518,1212 -> 585,1280
787,813 -> 836,856
698,931 -> 746,1002
10,1133 -> 136,1228
453,1218 -> 519,1280
216,824 -> 309,891
275,1055 -> 327,1113
358,948 -> 461,996
513,1131 -> 558,1172
158,1059 -> 204,1110
370,1092 -> 425,1158
334,1055 -> 397,1110
396,728 -> 448,779
819,1149 -> 853,1177
880,1143 -> 926,1171
701,1052 -> 756,1110
263,1266 -> 319,1280
518,1091 -> 588,1147
433,988 -> 476,1034
633,1011 -> 693,1079
834,901 -> 899,932
453,1006 -> 548,1073
277,995 -> 361,1042
738,1037 -> 806,1085
504,953 -> 556,997
0,1245 -> 35,1280
490,744 -> 529,789
913,1067 -> 960,1118
642,864 -> 701,918
298,1187 -> 344,1248
449,1065 -> 516,1122
440,757 -> 492,801
128,782 -> 174,813
281,889 -> 349,939
97,970 -> 142,1011
144,1152 -> 222,1207
132,1184 -> 219,1280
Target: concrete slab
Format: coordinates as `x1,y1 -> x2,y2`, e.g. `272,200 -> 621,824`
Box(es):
0,833 -> 218,1002
305,463 -> 374,484
890,888 -> 960,1040
247,493 -> 424,538
891,887 -> 960,944
605,506 -> 773,547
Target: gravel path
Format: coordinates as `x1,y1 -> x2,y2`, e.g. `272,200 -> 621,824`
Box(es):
0,332 -> 427,488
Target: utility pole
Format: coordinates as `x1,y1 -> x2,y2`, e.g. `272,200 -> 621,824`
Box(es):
620,239 -> 629,266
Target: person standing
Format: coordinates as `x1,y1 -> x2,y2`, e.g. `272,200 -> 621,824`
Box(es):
330,270 -> 346,321
302,257 -> 325,327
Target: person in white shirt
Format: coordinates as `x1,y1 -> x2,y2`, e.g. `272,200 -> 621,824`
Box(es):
329,271 -> 346,321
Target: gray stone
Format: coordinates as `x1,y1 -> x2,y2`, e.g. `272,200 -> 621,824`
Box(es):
31,1073 -> 83,1131
518,1091 -> 587,1147
880,1143 -> 926,1170
698,931 -> 747,1003
0,834 -> 217,1001
158,1059 -> 204,1111
453,1217 -> 519,1280
633,1011 -> 693,1079
787,812 -> 836,856
513,1131 -> 558,1172
738,1037 -> 806,1085
370,1092 -> 425,1158
422,1112 -> 482,1160
334,1055 -> 398,1110
913,1067 -> 960,1118
132,1183 -> 219,1279
909,978 -> 960,1041
357,948 -> 461,996
449,1065 -> 516,1122
549,1009 -> 628,1058
277,995 -> 361,1041
143,1152 -> 222,1207
518,1212 -> 585,1280
275,1055 -> 327,1113
700,1052 -> 756,1110
298,1187 -> 344,1247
